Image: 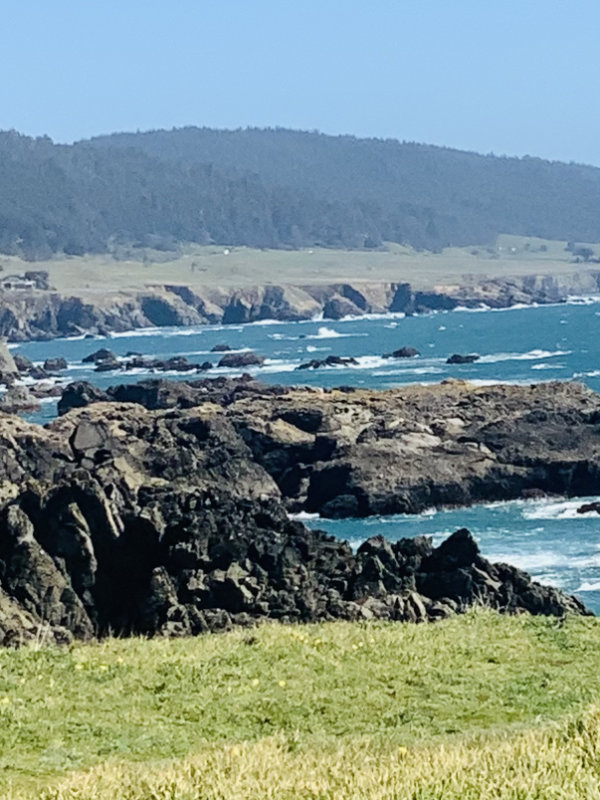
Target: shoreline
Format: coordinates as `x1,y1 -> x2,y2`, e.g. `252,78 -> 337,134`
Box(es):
1,268 -> 599,342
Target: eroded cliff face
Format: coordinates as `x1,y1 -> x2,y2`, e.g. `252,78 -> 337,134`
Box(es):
1,269 -> 598,340
0,379 -> 592,645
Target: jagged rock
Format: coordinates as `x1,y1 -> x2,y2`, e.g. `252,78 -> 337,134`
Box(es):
446,353 -> 480,364
577,501 -> 600,514
83,348 -> 117,364
43,357 -> 68,371
218,351 -> 265,368
58,381 -> 110,414
323,296 -> 362,320
29,383 -> 63,399
94,358 -> 122,372
0,340 -> 18,383
29,366 -> 51,380
56,377 -> 600,520
384,347 -> 420,358
13,355 -> 34,373
0,386 -> 40,413
211,344 -> 231,352
297,355 -> 359,370
0,397 -> 589,644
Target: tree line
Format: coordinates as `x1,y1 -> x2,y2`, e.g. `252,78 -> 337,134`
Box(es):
0,127 -> 598,260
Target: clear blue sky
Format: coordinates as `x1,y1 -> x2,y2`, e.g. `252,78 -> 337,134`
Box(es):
2,0 -> 598,165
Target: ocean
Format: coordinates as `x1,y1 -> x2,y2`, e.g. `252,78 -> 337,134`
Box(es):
11,297 -> 600,612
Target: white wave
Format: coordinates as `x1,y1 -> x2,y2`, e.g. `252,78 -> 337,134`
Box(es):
245,318 -> 287,326
485,550 -> 569,571
309,326 -> 342,339
349,355 -> 388,370
288,511 -> 321,521
479,349 -> 570,364
438,325 -> 446,331
530,363 -> 565,370
522,498 -> 600,521
464,378 -> 533,387
453,304 -> 492,313
336,311 -> 406,323
567,295 -> 600,305
213,359 -> 299,376
576,581 -> 600,592
306,326 -> 369,340
373,366 -> 443,377
110,327 -> 168,338
305,345 -> 329,353
575,370 -> 600,378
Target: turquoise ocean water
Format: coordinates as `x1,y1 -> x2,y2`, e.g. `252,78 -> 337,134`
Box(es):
10,297 -> 600,611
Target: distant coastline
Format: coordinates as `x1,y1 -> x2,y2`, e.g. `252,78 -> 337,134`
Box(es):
0,267 -> 599,343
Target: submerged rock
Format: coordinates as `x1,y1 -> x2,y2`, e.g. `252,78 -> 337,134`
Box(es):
446,353 -> 480,364
384,347 -> 420,359
297,355 -> 359,370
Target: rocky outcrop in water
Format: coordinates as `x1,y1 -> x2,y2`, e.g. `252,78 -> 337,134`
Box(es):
59,377 -> 600,518
0,396 -> 589,645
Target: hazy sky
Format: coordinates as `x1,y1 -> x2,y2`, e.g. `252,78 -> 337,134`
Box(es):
2,0 -> 598,165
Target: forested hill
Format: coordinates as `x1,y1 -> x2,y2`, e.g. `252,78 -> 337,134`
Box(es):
1,127 -> 599,259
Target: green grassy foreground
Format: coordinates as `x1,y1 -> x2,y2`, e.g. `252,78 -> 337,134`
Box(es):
2,610 -> 600,798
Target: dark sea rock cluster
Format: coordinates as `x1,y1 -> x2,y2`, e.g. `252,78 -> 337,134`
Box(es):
0,377 -> 593,644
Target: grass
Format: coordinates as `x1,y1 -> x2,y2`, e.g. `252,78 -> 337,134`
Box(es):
2,610 -> 600,797
0,235 -> 594,296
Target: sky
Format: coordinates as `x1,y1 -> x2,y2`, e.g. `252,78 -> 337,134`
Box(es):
1,0 -> 598,165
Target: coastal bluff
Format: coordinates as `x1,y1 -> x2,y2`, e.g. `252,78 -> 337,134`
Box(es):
0,269 -> 599,341
0,377 -> 594,645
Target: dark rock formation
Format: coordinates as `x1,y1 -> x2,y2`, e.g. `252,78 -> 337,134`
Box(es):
0,341 -> 18,384
58,382 -> 111,414
384,347 -> 420,358
43,357 -> 68,372
0,402 -> 589,645
61,377 -> 600,520
83,348 -> 117,364
95,358 -> 122,372
218,351 -> 265,368
13,355 -> 34,373
297,355 -> 359,370
577,501 -> 600,515
211,344 -> 231,352
0,386 -> 40,413
446,353 -> 480,364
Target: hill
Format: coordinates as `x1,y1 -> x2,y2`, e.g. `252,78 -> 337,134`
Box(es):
0,127 -> 598,260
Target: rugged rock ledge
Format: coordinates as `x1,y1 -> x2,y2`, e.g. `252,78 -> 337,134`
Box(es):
61,376 -> 600,517
0,376 -> 596,643
0,392 -> 590,645
0,269 -> 598,341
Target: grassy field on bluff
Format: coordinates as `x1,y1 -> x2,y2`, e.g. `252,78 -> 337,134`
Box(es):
1,234 -> 596,296
2,611 -> 600,798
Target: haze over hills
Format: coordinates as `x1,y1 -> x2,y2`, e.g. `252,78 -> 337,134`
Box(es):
0,126 -> 598,260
